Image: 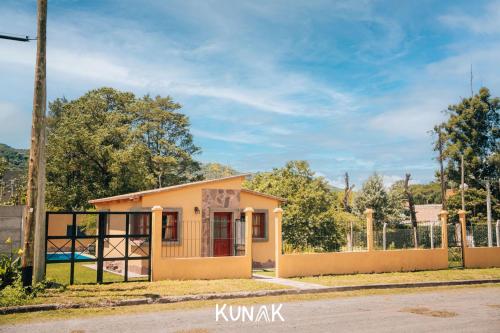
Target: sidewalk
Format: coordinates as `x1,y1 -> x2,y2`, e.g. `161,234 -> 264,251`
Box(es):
252,273 -> 326,290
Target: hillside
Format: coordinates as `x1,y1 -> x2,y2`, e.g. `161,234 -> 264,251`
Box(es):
0,143 -> 29,172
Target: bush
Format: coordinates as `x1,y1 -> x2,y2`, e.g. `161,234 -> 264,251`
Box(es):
0,240 -> 21,289
0,277 -> 49,307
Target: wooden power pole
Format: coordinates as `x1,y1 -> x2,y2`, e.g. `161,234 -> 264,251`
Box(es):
21,0 -> 48,287
437,128 -> 446,210
460,154 -> 465,211
486,180 -> 492,247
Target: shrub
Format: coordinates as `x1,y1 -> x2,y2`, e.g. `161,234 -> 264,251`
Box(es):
0,240 -> 21,289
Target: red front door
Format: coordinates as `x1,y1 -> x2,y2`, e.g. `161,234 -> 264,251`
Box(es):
213,212 -> 232,256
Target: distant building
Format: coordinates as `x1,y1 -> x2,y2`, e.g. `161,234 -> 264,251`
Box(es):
403,204 -> 442,224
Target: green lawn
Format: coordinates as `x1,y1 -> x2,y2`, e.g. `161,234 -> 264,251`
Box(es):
292,268 -> 500,286
46,263 -> 126,285
5,276 -> 288,308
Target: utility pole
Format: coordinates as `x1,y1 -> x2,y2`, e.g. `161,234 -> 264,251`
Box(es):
460,154 -> 465,211
437,128 -> 446,210
21,0 -> 48,286
486,180 -> 492,247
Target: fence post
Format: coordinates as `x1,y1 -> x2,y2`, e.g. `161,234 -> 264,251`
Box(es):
458,210 -> 467,248
430,223 -> 434,249
497,220 -> 500,247
458,210 -> 467,267
365,209 -> 374,252
382,222 -> 387,250
151,206 -> 163,282
439,210 -> 448,249
244,207 -> 254,274
274,208 -> 283,278
349,221 -> 353,251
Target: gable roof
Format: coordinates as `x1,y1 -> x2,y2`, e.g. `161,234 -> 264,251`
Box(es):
88,174 -> 285,204
240,188 -> 286,203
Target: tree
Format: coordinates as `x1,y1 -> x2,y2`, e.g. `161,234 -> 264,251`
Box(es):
244,161 -> 359,250
436,87 -> 499,192
130,95 -> 202,187
447,188 -> 499,225
200,163 -> 239,180
0,157 -> 6,180
353,173 -> 405,225
342,172 -> 355,213
404,174 -> 418,247
46,87 -> 201,210
409,182 -> 441,205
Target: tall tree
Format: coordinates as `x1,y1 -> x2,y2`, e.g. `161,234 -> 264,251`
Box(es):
353,173 -> 405,225
342,172 -> 354,213
409,182 -> 442,205
46,88 -> 201,210
404,173 -> 418,247
200,163 -> 239,180
437,87 -> 499,191
447,188 -> 499,224
244,161 -> 359,250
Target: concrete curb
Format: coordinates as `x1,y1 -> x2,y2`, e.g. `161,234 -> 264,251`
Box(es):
2,278 -> 500,315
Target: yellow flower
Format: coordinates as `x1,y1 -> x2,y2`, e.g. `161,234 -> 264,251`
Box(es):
5,237 -> 12,244
18,249 -> 24,256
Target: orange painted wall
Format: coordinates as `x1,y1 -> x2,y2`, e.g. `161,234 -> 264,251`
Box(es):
93,176 -> 280,270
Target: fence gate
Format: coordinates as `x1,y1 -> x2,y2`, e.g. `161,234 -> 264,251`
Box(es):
45,211 -> 152,285
447,222 -> 464,268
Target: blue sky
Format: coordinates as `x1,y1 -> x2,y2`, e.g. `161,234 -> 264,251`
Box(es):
1,0 -> 500,188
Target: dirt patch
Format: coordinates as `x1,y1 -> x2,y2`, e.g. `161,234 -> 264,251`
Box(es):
486,304 -> 500,309
401,307 -> 457,318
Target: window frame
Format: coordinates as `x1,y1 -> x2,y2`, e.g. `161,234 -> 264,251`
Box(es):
161,208 -> 183,245
241,209 -> 269,242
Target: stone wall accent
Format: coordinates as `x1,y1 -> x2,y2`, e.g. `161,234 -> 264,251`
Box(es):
201,189 -> 240,256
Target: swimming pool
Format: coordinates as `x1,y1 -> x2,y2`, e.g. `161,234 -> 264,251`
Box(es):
46,253 -> 95,261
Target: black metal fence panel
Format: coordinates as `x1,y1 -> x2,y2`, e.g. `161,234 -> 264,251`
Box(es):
45,211 -> 152,285
162,219 -> 246,258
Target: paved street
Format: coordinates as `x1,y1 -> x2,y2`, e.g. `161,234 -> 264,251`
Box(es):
2,287 -> 500,333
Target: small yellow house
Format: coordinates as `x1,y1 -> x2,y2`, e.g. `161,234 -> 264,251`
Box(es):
88,175 -> 284,275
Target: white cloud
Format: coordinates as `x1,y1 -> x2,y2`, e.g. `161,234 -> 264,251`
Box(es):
192,128 -> 263,145
439,1 -> 500,34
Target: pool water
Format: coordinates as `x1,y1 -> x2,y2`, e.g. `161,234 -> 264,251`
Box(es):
46,253 -> 94,261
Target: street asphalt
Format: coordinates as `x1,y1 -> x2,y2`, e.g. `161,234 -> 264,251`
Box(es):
2,286 -> 500,332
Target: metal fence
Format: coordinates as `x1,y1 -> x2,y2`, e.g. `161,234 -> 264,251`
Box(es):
374,222 -> 442,250
282,220 -> 448,254
283,220 -> 367,253
162,219 -> 246,258
46,211 -> 151,285
466,223 -> 500,247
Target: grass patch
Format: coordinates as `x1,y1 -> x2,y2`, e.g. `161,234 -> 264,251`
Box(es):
46,263 -> 126,285
1,283 -> 499,326
292,268 -> 500,286
5,278 -> 288,307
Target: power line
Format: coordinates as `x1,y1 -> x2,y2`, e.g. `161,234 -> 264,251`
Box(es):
0,32 -> 36,42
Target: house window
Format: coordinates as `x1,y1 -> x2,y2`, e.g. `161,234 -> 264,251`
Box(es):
162,211 -> 179,241
130,213 -> 149,235
252,213 -> 266,239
